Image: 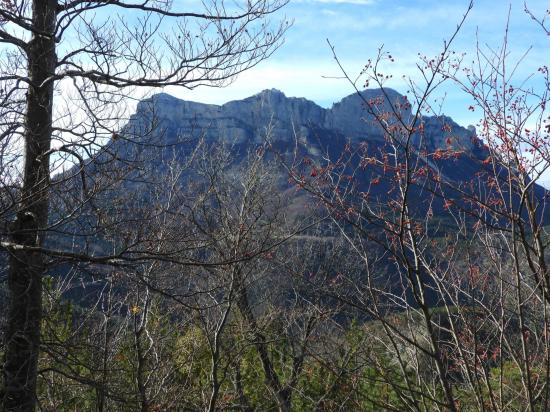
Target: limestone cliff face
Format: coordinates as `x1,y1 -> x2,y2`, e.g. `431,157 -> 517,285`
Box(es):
222,89 -> 326,143
324,88 -> 408,142
128,88 -> 477,154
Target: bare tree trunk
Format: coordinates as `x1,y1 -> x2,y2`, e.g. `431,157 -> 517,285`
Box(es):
134,289 -> 152,412
135,327 -> 149,412
233,361 -> 252,412
236,290 -> 291,412
2,1 -> 57,410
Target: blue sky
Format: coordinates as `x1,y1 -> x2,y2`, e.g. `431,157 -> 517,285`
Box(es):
166,0 -> 549,127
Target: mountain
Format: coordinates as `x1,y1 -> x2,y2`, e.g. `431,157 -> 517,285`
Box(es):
115,88 -> 487,203
53,87 -> 549,248
124,88 -> 478,152
48,88 -> 549,307
104,88 -> 550,230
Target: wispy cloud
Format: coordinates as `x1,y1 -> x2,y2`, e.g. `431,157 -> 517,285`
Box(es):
301,0 -> 376,5
163,0 -> 548,134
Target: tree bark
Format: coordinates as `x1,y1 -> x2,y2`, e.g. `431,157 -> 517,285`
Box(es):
2,1 -> 57,410
236,290 -> 291,412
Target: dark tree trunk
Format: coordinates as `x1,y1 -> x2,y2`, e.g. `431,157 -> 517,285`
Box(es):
236,289 -> 291,412
2,1 -> 57,410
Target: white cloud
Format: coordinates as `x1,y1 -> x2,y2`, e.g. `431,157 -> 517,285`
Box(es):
320,9 -> 338,16
162,56 -> 419,108
300,0 -> 376,5
164,62 -> 353,107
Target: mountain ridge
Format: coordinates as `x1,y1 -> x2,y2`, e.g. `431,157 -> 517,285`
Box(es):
127,88 -> 479,155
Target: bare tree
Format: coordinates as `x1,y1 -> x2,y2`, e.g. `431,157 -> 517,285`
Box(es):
284,3 -> 550,411
172,142 -> 324,411
0,0 -> 288,409
140,141 -> 345,411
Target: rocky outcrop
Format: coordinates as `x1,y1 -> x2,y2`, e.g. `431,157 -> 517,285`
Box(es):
128,88 -> 477,154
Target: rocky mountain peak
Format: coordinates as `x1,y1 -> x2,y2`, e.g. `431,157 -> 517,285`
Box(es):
127,88 -> 478,152
254,88 -> 287,98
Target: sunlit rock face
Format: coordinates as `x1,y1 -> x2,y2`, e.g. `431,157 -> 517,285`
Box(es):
128,88 -> 478,154
325,88 -> 408,142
